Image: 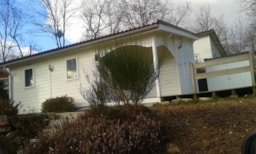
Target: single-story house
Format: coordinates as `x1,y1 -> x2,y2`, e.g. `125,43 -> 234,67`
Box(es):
0,20 -> 203,114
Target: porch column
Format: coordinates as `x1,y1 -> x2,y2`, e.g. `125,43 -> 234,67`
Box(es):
152,36 -> 161,98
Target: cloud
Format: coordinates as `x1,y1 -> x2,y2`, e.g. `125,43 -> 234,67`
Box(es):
0,39 -> 38,62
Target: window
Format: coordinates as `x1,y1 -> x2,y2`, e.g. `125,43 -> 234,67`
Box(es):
66,58 -> 78,79
25,68 -> 34,87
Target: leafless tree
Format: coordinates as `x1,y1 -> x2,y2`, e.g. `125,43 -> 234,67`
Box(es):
241,0 -> 256,16
35,0 -> 77,47
167,1 -> 191,26
121,0 -> 169,27
243,24 -> 256,53
193,4 -> 216,32
81,0 -> 124,39
81,0 -> 107,39
241,0 -> 256,53
192,4 -> 236,53
81,0 -> 191,40
228,18 -> 247,53
0,0 -> 26,62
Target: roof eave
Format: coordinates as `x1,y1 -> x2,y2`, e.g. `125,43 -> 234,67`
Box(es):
2,24 -> 159,67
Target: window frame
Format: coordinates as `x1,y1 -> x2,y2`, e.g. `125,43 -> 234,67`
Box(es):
24,67 -> 34,88
66,57 -> 79,80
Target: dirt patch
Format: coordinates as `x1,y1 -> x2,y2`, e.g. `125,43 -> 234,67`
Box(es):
152,98 -> 256,154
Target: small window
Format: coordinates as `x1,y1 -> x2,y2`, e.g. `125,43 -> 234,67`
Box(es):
66,58 -> 78,79
25,68 -> 34,87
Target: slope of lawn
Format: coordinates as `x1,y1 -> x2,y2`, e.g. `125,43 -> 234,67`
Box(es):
153,97 -> 256,153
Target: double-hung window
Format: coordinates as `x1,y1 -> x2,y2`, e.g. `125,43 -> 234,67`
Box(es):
25,68 -> 34,87
66,58 -> 78,79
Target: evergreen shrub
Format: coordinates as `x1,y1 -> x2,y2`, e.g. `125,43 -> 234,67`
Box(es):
42,96 -> 76,113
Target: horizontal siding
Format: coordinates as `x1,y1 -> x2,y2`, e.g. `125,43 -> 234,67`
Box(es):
178,41 -> 195,94
11,48 -> 96,113
159,51 -> 180,96
207,61 -> 252,91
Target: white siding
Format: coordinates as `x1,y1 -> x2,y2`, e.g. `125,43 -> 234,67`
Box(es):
177,40 -> 195,94
159,51 -> 180,96
193,36 -> 213,62
206,61 -> 252,91
11,48 -> 96,113
210,38 -> 221,58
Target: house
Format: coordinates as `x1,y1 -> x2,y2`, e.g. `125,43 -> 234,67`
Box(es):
192,30 -> 255,92
0,20 -> 199,114
193,29 -> 226,63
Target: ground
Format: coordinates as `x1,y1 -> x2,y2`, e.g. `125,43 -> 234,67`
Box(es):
152,97 -> 256,154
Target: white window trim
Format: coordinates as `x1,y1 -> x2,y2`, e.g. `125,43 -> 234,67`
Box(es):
24,67 -> 35,88
66,57 -> 79,80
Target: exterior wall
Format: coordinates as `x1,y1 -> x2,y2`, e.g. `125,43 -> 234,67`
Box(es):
11,47 -> 96,113
159,48 -> 180,96
155,34 -> 182,97
210,38 -> 221,58
206,61 -> 252,91
193,36 -> 212,62
177,39 -> 195,94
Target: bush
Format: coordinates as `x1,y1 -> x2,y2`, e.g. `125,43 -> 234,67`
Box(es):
9,114 -> 48,140
0,98 -> 19,116
21,114 -> 167,154
0,136 -> 17,154
89,104 -> 152,120
41,96 -> 76,113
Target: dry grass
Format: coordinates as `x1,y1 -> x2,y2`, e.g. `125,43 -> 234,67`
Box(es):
152,98 -> 256,154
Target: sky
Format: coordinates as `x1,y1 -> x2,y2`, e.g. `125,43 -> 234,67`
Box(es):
18,0 -> 248,52
187,0 -> 247,26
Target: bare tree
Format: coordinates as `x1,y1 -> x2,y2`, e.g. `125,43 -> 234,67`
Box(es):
168,1 -> 191,26
81,0 -> 124,39
121,0 -> 169,27
243,24 -> 256,53
192,4 -> 235,53
241,0 -> 256,16
34,0 -> 77,47
227,17 -> 248,54
81,0 -> 191,40
241,0 -> 256,53
193,4 -> 216,32
0,0 -> 26,62
81,0 -> 107,39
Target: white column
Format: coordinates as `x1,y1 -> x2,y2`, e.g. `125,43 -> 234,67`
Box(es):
152,36 -> 161,98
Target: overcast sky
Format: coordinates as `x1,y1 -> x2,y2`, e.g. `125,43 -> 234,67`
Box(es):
178,0 -> 248,27
30,0 -> 248,51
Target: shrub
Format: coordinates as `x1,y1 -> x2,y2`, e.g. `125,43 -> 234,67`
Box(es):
41,96 -> 76,113
0,98 -> 19,116
0,136 -> 17,154
21,114 -> 167,154
9,114 -> 48,140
